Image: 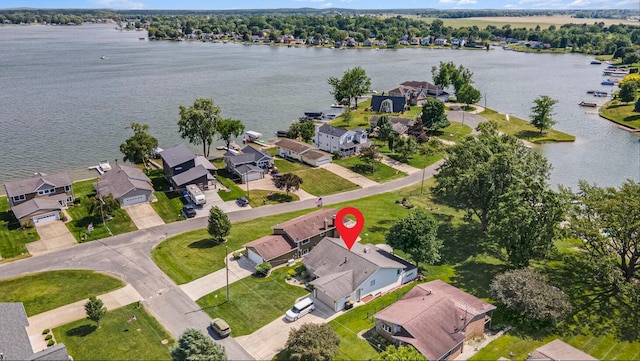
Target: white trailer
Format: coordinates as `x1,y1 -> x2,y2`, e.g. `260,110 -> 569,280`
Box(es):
186,184 -> 206,205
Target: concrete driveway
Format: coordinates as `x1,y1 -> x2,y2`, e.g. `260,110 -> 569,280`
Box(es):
234,296 -> 338,360
194,188 -> 249,219
320,163 -> 378,188
124,203 -> 165,229
28,219 -> 77,255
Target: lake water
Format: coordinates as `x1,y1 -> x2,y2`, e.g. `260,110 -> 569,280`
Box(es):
1,23 -> 639,189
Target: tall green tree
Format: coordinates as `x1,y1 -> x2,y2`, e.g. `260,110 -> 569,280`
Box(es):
433,121 -> 552,232
119,122 -> 158,164
379,345 -> 426,361
421,97 -> 450,133
328,66 -> 371,109
171,328 -> 227,361
84,296 -> 106,327
456,83 -> 482,110
86,194 -> 120,220
207,206 -> 231,242
216,118 -> 245,149
285,323 -> 340,361
431,61 -> 474,94
359,145 -> 381,173
530,95 -> 557,135
489,186 -> 564,268
288,121 -> 315,143
635,97 -> 640,112
178,98 -> 221,158
274,173 -> 303,195
394,136 -> 418,162
376,115 -> 392,141
618,81 -> 637,104
342,107 -> 353,125
386,208 -> 442,269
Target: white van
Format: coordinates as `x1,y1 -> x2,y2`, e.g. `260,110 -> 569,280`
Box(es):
285,297 -> 315,321
186,184 -> 206,205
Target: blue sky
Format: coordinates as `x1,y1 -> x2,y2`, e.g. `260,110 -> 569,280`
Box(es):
2,0 -> 638,10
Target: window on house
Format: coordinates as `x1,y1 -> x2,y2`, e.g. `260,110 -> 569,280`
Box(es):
301,249 -> 309,255
397,269 -> 402,275
38,188 -> 53,195
13,194 -> 25,202
67,196 -> 73,202
370,279 -> 375,286
301,239 -> 310,245
65,185 -> 70,192
381,323 -> 391,333
319,232 -> 325,237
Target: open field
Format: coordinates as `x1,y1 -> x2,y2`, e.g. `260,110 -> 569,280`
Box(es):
422,16 -> 640,29
54,304 -> 173,360
0,270 -> 124,316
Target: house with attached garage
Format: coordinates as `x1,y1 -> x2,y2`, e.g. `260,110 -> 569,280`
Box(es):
244,208 -> 339,267
94,164 -> 154,206
374,280 -> 496,361
160,144 -> 216,189
369,115 -> 415,136
312,124 -> 369,156
304,237 -> 418,312
223,145 -> 274,183
4,172 -> 74,226
274,138 -> 332,167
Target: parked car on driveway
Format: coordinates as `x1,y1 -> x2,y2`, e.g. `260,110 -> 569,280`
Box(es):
182,204 -> 196,218
236,196 -> 249,207
211,318 -> 231,337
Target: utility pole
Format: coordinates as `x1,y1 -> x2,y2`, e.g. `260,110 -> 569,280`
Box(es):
420,167 -> 426,195
225,245 -> 230,301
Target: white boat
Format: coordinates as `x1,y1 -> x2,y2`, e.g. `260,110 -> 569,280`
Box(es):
245,131 -> 262,141
98,161 -> 112,172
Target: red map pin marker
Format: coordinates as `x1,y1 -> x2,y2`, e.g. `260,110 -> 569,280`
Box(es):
335,207 -> 364,251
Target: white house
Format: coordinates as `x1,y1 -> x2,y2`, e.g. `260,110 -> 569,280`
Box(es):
304,237 -> 418,312
274,138 -> 332,167
312,124 -> 369,156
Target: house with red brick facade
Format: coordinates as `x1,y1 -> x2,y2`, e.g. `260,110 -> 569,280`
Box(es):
374,280 -> 496,361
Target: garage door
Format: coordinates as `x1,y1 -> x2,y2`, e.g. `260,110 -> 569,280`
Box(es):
33,211 -> 59,226
122,194 -> 147,206
247,249 -> 264,265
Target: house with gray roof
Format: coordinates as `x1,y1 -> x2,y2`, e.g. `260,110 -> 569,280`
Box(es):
94,165 -> 153,206
312,124 -> 369,156
159,144 -> 216,189
0,303 -> 69,360
374,280 -> 496,361
4,172 -> 74,226
223,145 -> 273,183
304,237 -> 417,312
369,116 -> 415,135
370,95 -> 407,113
274,138 -> 332,167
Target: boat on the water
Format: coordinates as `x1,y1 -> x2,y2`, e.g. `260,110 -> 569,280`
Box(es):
276,130 -> 290,138
304,111 -> 324,119
579,101 -> 597,107
601,80 -> 615,86
590,60 -> 602,65
586,90 -> 595,94
89,160 -> 112,175
245,131 -> 262,141
594,91 -> 608,97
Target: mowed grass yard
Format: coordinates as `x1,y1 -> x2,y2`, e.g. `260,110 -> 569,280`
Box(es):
54,304 -> 174,360
0,270 -> 124,316
334,156 -> 407,183
0,196 -> 39,260
275,158 -> 360,196
147,169 -> 185,223
481,108 -> 575,143
599,99 -> 640,130
196,265 -> 309,336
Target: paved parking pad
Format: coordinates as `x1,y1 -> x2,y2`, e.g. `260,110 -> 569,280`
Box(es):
125,203 -> 165,229
28,220 -> 77,255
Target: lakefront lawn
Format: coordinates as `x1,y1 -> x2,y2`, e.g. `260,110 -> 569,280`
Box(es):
148,169 -> 185,223
599,100 -> 640,130
333,156 -> 407,183
480,108 -> 575,143
0,270 -> 124,316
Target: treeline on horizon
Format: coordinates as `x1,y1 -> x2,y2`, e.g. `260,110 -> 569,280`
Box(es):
2,8 -> 639,58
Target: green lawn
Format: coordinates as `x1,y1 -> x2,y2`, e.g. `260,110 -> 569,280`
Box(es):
0,196 -> 39,260
65,203 -> 137,242
54,304 -> 173,360
434,121 -> 474,143
480,108 -> 575,143
297,168 -> 360,196
274,158 -> 310,173
147,169 -> 185,223
373,140 -> 443,169
196,265 -> 309,336
216,170 -> 246,201
334,156 -> 407,183
0,270 -> 124,316
247,190 -> 299,207
599,99 -> 640,130
72,178 -> 98,198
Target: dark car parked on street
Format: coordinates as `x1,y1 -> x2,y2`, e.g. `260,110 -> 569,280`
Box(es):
182,204 -> 196,218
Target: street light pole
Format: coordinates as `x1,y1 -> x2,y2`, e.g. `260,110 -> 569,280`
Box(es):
225,245 -> 229,301
420,166 -> 426,195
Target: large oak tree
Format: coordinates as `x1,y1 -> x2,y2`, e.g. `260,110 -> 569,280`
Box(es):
328,66 -> 371,109
178,98 -> 221,158
386,208 -> 442,269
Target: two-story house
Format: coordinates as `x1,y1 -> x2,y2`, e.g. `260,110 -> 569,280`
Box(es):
312,124 -> 369,156
244,208 -> 339,267
4,172 -> 74,226
224,145 -> 274,183
374,280 -> 496,361
159,144 -> 216,189
304,238 -> 417,312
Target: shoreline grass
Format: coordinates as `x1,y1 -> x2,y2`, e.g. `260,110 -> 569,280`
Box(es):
599,99 -> 640,131
480,108 -> 575,143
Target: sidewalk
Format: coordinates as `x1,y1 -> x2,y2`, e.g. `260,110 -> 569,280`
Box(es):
320,163 -> 379,188
26,284 -> 143,353
179,253 -> 256,301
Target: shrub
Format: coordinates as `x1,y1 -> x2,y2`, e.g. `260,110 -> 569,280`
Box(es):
255,262 -> 272,277
45,334 -> 53,341
300,270 -> 309,279
42,329 -> 50,335
287,269 -> 297,277
285,275 -> 291,281
233,251 -> 242,260
295,264 -> 306,275
47,340 -> 55,347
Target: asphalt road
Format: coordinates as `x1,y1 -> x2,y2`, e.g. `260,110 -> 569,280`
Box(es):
0,160 -> 443,360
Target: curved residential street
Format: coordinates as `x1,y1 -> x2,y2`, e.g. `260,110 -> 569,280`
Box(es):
0,160 -> 443,360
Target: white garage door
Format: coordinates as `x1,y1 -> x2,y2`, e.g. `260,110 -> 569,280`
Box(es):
122,194 -> 147,206
247,249 -> 264,265
33,212 -> 59,226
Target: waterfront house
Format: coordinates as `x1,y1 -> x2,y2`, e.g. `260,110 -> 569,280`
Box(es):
370,95 -> 407,113
421,37 -> 431,46
374,280 -> 496,361
369,116 -> 415,135
223,145 -> 274,183
159,144 -> 215,189
434,37 -> 447,46
389,81 -> 450,104
94,165 -> 154,206
312,124 -> 369,156
0,303 -> 69,360
4,172 -> 73,226
304,237 -> 418,312
244,208 -> 339,267
274,138 -> 332,167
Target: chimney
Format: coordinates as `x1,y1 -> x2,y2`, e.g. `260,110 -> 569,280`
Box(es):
324,218 -> 328,230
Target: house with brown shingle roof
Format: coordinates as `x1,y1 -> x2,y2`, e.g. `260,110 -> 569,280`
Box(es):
274,138 -> 332,167
529,339 -> 598,361
374,280 -> 496,361
244,208 -> 339,267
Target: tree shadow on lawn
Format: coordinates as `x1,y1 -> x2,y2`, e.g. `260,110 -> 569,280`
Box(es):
350,164 -> 375,175
367,218 -> 396,234
436,219 -> 499,265
188,238 -> 220,249
623,115 -> 640,122
515,130 -> 545,139
65,324 -> 97,337
450,258 -> 507,300
267,193 -> 294,203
